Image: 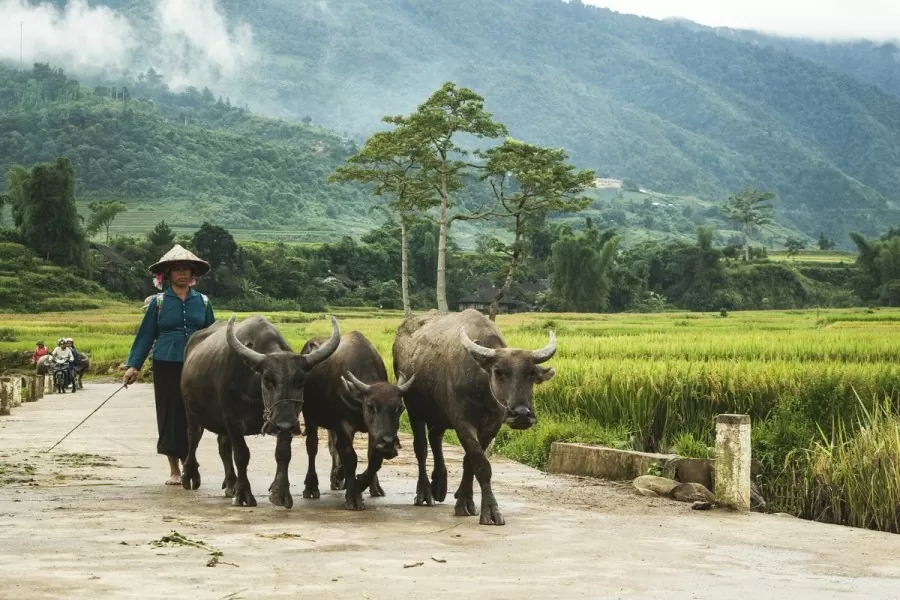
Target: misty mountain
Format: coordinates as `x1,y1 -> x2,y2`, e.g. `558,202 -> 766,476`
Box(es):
663,17 -> 900,99
82,0 -> 900,246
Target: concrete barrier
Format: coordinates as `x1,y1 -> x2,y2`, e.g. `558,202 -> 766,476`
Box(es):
44,374 -> 54,395
0,379 -> 10,416
547,442 -> 680,481
714,414 -> 752,511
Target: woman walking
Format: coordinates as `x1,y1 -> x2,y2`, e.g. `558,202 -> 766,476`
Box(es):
123,244 -> 216,485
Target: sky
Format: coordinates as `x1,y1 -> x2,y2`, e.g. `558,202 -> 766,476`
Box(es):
583,0 -> 900,42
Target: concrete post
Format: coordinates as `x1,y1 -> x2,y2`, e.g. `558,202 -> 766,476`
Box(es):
45,374 -> 54,394
10,377 -> 22,408
715,414 -> 751,511
37,375 -> 45,399
27,376 -> 38,402
0,378 -> 10,416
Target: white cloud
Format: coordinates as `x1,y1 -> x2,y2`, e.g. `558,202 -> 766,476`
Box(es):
583,0 -> 900,42
0,0 -> 259,88
0,0 -> 135,73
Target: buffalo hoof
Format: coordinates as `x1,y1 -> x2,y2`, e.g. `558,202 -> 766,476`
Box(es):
454,496 -> 478,517
232,487 -> 257,507
302,486 -> 320,500
222,476 -> 236,498
181,471 -> 201,491
331,467 -> 347,490
431,466 -> 448,502
479,501 -> 505,526
344,491 -> 365,511
369,477 -> 385,498
414,480 -> 435,507
269,486 -> 293,509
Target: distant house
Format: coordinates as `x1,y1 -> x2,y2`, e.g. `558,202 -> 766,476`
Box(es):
88,242 -> 129,267
456,278 -> 517,314
322,269 -> 363,290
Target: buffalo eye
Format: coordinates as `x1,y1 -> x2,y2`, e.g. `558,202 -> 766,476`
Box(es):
493,367 -> 507,379
264,375 -> 277,388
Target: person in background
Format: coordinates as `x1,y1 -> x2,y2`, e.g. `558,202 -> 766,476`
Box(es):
51,338 -> 76,392
65,338 -> 79,392
122,244 -> 216,486
32,340 -> 49,364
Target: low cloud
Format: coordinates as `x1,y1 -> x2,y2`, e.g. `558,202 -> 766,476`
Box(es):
586,0 -> 900,43
0,0 -> 135,74
0,0 -> 259,89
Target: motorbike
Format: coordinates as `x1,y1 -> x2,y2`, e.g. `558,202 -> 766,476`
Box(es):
52,357 -> 73,394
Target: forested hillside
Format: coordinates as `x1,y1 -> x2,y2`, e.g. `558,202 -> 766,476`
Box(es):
0,63 -> 378,236
668,18 -> 900,100
86,0 -> 900,244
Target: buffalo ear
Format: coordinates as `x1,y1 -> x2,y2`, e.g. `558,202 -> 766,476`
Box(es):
535,366 -> 555,383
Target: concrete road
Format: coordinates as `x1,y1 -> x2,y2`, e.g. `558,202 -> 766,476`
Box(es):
1,384 -> 899,600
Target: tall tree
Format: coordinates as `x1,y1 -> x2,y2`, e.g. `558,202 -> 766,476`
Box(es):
86,200 -> 127,242
147,220 -> 176,250
328,130 -> 437,316
15,158 -> 86,267
5,164 -> 29,228
385,82 -> 508,312
479,138 -> 595,320
720,186 -> 776,261
548,225 -> 620,312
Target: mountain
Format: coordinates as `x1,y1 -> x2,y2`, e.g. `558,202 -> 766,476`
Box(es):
664,18 -> 900,99
81,0 -> 900,247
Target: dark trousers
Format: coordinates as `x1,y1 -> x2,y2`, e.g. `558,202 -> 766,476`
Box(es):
152,360 -> 188,461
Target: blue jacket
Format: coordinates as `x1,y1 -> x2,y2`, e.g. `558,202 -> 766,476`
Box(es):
126,287 -> 216,369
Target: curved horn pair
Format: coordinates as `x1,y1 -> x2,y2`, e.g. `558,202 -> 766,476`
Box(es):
341,370 -> 416,397
459,327 -> 557,364
226,315 -> 341,370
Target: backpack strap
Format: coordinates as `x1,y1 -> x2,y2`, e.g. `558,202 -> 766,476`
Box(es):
156,292 -> 208,323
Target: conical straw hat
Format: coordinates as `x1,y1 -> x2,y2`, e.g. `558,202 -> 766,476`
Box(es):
148,244 -> 211,276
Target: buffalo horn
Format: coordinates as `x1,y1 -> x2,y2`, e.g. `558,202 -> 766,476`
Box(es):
303,316 -> 341,368
226,315 -> 265,369
531,330 -> 557,363
396,371 -> 416,393
343,370 -> 372,393
460,327 -> 497,360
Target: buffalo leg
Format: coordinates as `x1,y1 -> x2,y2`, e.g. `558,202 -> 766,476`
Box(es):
268,432 -> 294,509
336,426 -> 363,510
227,428 -> 257,507
303,424 -> 321,499
410,415 -> 434,507
328,430 -> 345,490
454,453 -> 477,516
455,422 -> 503,526
217,434 -> 237,498
181,418 -> 204,490
357,434 -> 385,498
428,425 -> 448,502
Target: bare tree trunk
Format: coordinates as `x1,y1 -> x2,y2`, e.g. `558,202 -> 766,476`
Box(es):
489,226 -> 522,322
743,224 -> 750,262
401,219 -> 411,317
436,164 -> 449,313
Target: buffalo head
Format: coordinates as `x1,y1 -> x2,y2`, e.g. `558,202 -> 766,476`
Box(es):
340,370 -> 415,459
226,315 -> 341,435
460,327 -> 556,430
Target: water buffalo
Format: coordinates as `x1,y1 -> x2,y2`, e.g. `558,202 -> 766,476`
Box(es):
179,314 -> 341,509
392,309 -> 557,525
299,331 -> 414,510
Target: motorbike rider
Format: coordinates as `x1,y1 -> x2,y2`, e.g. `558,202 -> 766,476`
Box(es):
32,340 -> 49,364
65,338 -> 79,392
51,338 -> 76,393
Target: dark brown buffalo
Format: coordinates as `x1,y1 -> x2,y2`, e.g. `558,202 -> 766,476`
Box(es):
392,309 -> 556,525
179,314 -> 341,509
299,331 -> 414,510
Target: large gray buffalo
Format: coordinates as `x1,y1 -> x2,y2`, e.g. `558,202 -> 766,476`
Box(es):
392,309 -> 557,526
180,314 -> 341,509
299,331 -> 415,510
